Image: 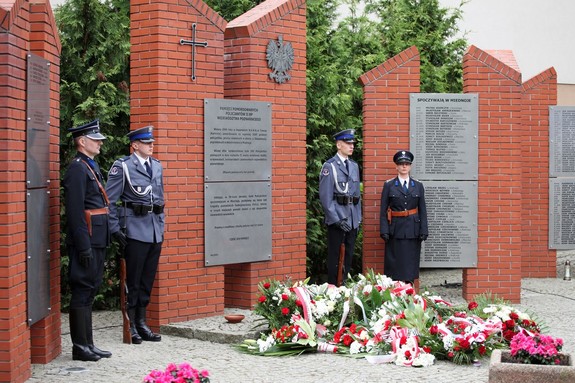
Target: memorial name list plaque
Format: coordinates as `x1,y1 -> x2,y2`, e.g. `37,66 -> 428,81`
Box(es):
420,181 -> 478,268
549,178 -> 575,249
549,106 -> 575,177
410,93 -> 478,181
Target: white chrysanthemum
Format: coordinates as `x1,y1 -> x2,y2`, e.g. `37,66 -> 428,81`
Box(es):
359,330 -> 369,341
312,300 -> 330,319
349,341 -> 364,354
323,319 -> 331,327
412,352 -> 435,367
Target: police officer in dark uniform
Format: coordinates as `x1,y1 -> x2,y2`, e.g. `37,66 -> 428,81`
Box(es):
63,119 -> 112,361
106,126 -> 164,344
379,150 -> 428,284
319,129 -> 362,285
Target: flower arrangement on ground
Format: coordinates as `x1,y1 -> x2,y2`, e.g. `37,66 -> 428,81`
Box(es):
143,362 -> 210,383
510,330 -> 564,365
236,270 -> 552,368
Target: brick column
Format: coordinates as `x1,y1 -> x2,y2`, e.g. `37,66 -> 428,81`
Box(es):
462,46 -> 523,302
130,0 -> 227,325
0,0 -> 61,381
223,0 -> 307,308
360,46 -> 421,275
521,68 -> 557,277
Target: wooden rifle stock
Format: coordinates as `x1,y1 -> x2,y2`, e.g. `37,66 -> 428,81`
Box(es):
119,257 -> 131,344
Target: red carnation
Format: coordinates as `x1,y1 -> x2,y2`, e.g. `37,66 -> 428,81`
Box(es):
295,299 -> 302,307
468,301 -> 478,310
281,307 -> 290,316
429,325 -> 439,335
258,296 -> 266,303
281,294 -> 289,301
263,282 -> 271,289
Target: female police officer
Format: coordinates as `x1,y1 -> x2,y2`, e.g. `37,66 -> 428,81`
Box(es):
379,150 -> 428,285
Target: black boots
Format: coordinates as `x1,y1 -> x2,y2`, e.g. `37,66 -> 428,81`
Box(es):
69,307 -> 100,362
128,308 -> 143,344
85,307 -> 112,358
135,306 -> 161,342
70,307 -> 112,361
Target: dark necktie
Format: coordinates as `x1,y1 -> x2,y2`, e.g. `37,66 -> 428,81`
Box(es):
344,159 -> 349,173
145,160 -> 152,177
403,180 -> 408,193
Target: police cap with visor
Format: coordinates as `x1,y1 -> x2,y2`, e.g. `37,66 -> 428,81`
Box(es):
127,125 -> 155,143
333,129 -> 356,143
68,119 -> 106,140
393,150 -> 414,164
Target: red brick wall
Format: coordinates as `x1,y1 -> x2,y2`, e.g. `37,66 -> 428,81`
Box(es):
0,0 -> 61,381
223,0 -> 307,308
462,46 -> 523,302
521,68 -> 557,277
130,0 -> 227,326
359,46 -> 421,275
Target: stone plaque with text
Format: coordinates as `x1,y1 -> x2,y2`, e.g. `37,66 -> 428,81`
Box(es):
549,106 -> 575,177
549,178 -> 575,249
27,53 -> 50,189
204,99 -> 272,182
204,182 -> 272,266
410,93 -> 478,181
420,181 -> 478,268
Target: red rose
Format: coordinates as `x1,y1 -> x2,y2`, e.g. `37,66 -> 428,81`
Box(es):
429,325 -> 439,335
258,296 -> 266,303
448,352 -> 454,359
404,350 -> 412,358
459,339 -> 470,349
468,301 -> 478,310
295,299 -> 302,307
281,307 -> 290,316
343,334 -> 353,346
263,282 -> 271,289
423,346 -> 431,353
509,312 -> 519,320
281,294 -> 289,301
406,288 -> 414,295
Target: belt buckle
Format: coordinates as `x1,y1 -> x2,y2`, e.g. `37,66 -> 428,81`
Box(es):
146,205 -> 153,214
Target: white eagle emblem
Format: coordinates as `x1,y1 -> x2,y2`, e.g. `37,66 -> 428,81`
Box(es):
266,36 -> 294,84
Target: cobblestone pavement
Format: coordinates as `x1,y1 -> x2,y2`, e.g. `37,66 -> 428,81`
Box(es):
27,251 -> 575,383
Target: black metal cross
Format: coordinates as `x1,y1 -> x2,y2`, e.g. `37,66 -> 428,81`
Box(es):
179,23 -> 208,81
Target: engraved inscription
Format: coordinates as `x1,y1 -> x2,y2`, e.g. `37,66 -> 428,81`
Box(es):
420,181 -> 478,268
549,178 -> 575,249
549,106 -> 575,176
410,94 -> 478,180
204,99 -> 272,182
205,182 -> 272,266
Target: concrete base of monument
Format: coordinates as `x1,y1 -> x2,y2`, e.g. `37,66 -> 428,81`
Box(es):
161,308 -> 266,344
488,350 -> 575,383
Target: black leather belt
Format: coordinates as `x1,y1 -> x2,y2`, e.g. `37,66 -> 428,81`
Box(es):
334,195 -> 360,205
125,202 -> 164,215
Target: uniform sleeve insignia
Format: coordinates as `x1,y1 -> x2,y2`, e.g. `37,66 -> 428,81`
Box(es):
110,166 -> 119,175
322,167 -> 330,176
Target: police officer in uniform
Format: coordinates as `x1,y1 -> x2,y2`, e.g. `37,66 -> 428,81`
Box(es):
379,150 -> 428,284
319,129 -> 362,285
63,119 -> 112,361
106,126 -> 164,344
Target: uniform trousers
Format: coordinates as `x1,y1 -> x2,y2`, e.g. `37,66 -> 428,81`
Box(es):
327,225 -> 358,285
125,239 -> 162,308
68,246 -> 106,308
